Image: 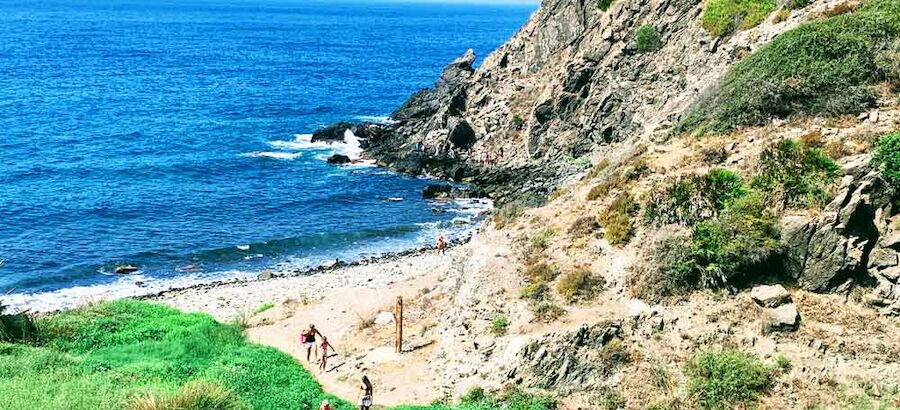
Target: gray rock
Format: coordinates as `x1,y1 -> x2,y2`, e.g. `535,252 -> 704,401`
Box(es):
751,285 -> 791,308
762,303 -> 801,334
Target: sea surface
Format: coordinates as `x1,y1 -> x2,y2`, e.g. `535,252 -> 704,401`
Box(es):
0,0 -> 535,311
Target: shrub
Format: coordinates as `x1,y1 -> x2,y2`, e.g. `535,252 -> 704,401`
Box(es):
511,115 -> 525,129
636,25 -> 663,53
531,228 -> 558,252
524,262 -> 560,283
631,195 -> 781,300
594,388 -> 626,410
568,216 -> 600,237
701,0 -> 776,38
490,315 -> 509,336
597,0 -> 613,11
682,0 -> 900,134
600,193 -> 637,246
454,387 -> 557,410
877,38 -> 900,90
253,302 -> 274,315
531,302 -> 566,323
127,381 -> 246,410
643,169 -> 747,226
699,143 -> 729,165
687,349 -> 773,410
628,227 -> 696,302
874,132 -> 900,185
556,268 -> 604,303
0,302 -> 38,343
493,194 -> 546,229
752,139 -> 840,209
520,281 -> 550,301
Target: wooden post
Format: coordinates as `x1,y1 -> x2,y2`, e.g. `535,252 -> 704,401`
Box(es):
395,296 -> 403,353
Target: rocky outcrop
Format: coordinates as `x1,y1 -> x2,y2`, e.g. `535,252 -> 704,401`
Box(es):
326,154 -> 351,165
506,322 -> 629,392
751,285 -> 801,334
783,155 -> 899,314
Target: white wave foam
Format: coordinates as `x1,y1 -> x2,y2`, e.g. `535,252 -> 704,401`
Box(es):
354,115 -> 397,125
266,131 -> 365,161
241,151 -> 301,160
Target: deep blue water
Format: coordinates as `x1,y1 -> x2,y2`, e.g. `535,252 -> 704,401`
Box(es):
0,0 -> 534,310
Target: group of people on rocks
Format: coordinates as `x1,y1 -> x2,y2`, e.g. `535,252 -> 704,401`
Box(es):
301,324 -> 374,410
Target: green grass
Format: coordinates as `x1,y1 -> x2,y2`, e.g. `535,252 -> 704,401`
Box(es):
874,132 -> 900,185
752,139 -> 840,209
635,25 -> 663,53
490,315 -> 509,336
643,169 -> 747,227
701,0 -> 776,38
600,193 -> 637,246
687,349 -> 774,410
0,300 -> 556,410
394,387 -> 556,410
682,0 -> 900,134
596,0 -> 613,11
252,303 -> 274,315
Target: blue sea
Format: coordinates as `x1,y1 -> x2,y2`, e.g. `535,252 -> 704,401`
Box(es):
0,0 -> 535,311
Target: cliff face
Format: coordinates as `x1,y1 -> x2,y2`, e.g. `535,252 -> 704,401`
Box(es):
352,0 -> 848,199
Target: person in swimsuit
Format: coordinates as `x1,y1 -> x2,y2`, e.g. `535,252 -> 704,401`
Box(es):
436,233 -> 447,255
318,336 -> 333,371
318,399 -> 333,410
300,324 -> 324,363
358,375 -> 373,410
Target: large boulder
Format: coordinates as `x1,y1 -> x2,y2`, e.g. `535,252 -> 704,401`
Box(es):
782,155 -> 899,313
422,184 -> 453,200
312,122 -> 355,143
762,303 -> 801,334
751,285 -> 791,308
391,50 -> 476,121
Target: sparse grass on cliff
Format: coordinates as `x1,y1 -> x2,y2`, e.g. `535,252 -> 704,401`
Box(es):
701,0 -> 776,37
687,349 -> 773,410
682,0 -> 900,134
635,25 -> 663,53
395,387 -> 557,410
874,132 -> 900,185
752,139 -> 840,209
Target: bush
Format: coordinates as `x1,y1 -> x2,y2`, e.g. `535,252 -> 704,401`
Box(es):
531,302 -> 566,323
511,115 -> 525,129
701,0 -> 776,37
524,263 -> 560,283
568,216 -> 600,237
0,302 -> 38,343
600,193 -> 637,246
687,349 -> 773,410
877,38 -> 900,90
636,25 -> 663,53
493,194 -> 546,230
631,195 -> 781,300
682,0 -> 900,134
530,228 -> 558,252
520,281 -> 550,301
556,268 -> 604,303
628,227 -> 696,302
874,132 -> 900,185
597,0 -> 613,11
490,315 -> 509,336
752,139 -> 840,209
127,381 -> 246,410
643,169 -> 747,226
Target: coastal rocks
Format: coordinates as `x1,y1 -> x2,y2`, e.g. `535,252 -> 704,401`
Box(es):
751,284 -> 791,308
507,322 -> 628,392
312,122 -> 355,143
750,285 -> 800,334
423,184 -> 453,200
447,117 -> 476,149
326,154 -> 352,165
115,265 -> 139,274
782,155 -> 899,314
392,49 -> 476,121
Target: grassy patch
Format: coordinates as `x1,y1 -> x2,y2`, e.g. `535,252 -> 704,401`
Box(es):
701,0 -> 776,37
752,139 -> 840,209
0,302 -> 38,343
0,300 -> 351,410
874,132 -> 900,185
396,387 -> 557,410
490,315 -> 509,336
493,194 -> 546,230
600,193 -> 637,246
596,0 -> 613,11
683,0 -> 900,134
636,25 -> 663,53
253,302 -> 274,315
530,302 -> 566,323
556,267 -> 603,303
687,349 -> 773,410
643,169 -> 747,227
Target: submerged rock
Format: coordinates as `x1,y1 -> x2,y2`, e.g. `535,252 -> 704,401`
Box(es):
423,184 -> 453,199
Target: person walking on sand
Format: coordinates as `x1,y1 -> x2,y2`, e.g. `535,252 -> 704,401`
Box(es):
300,324 -> 324,363
436,233 -> 447,255
318,399 -> 333,410
358,375 -> 374,410
318,336 -> 334,371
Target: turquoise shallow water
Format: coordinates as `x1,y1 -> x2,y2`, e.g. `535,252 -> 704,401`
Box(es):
0,0 -> 534,310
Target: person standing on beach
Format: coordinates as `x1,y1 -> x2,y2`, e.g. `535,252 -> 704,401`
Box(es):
436,233 -> 447,255
358,375 -> 374,410
318,336 -> 334,371
300,324 -> 324,363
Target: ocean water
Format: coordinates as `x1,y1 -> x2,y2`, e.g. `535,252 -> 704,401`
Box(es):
0,0 -> 535,310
